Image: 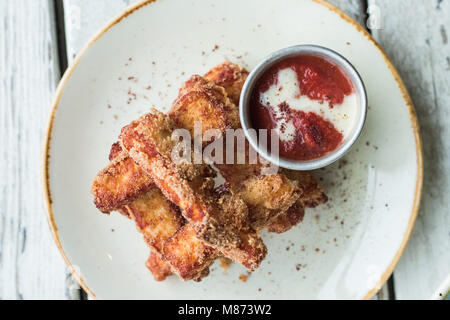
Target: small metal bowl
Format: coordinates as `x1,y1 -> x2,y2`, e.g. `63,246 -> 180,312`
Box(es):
239,45 -> 367,171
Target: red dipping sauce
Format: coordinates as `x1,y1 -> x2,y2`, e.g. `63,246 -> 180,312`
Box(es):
250,55 -> 355,161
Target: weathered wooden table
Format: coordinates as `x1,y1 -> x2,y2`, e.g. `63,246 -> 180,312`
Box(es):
1,0 -> 448,300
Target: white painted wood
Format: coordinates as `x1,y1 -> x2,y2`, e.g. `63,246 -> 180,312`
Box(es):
63,0 -> 139,63
370,0 -> 450,300
0,0 -> 74,299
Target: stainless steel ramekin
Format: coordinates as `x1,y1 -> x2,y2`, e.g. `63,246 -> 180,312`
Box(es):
239,45 -> 367,171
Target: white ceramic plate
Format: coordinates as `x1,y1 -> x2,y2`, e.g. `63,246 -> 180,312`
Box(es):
42,0 -> 423,299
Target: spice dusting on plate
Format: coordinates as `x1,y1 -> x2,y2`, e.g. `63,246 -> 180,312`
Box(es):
239,273 -> 250,282
219,257 -> 232,270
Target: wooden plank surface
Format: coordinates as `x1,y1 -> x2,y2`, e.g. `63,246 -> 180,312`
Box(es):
369,0 -> 450,300
5,0 -> 443,301
2,0 -> 443,300
0,0 -> 73,299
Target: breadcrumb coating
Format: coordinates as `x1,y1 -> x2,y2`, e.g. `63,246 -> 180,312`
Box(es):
91,148 -> 154,213
146,252 -> 173,282
204,61 -> 249,105
90,62 -> 327,282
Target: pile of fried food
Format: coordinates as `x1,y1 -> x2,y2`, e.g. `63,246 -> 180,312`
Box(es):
91,62 -> 327,282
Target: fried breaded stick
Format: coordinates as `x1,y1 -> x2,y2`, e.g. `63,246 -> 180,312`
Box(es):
236,174 -> 301,229
204,61 -> 249,105
169,62 -> 247,145
211,184 -> 267,270
91,143 -> 154,213
146,252 -> 173,281
266,202 -> 306,234
280,169 -> 328,208
162,224 -> 217,280
119,110 -> 266,270
119,111 -> 214,223
170,75 -> 239,145
123,189 -> 184,252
